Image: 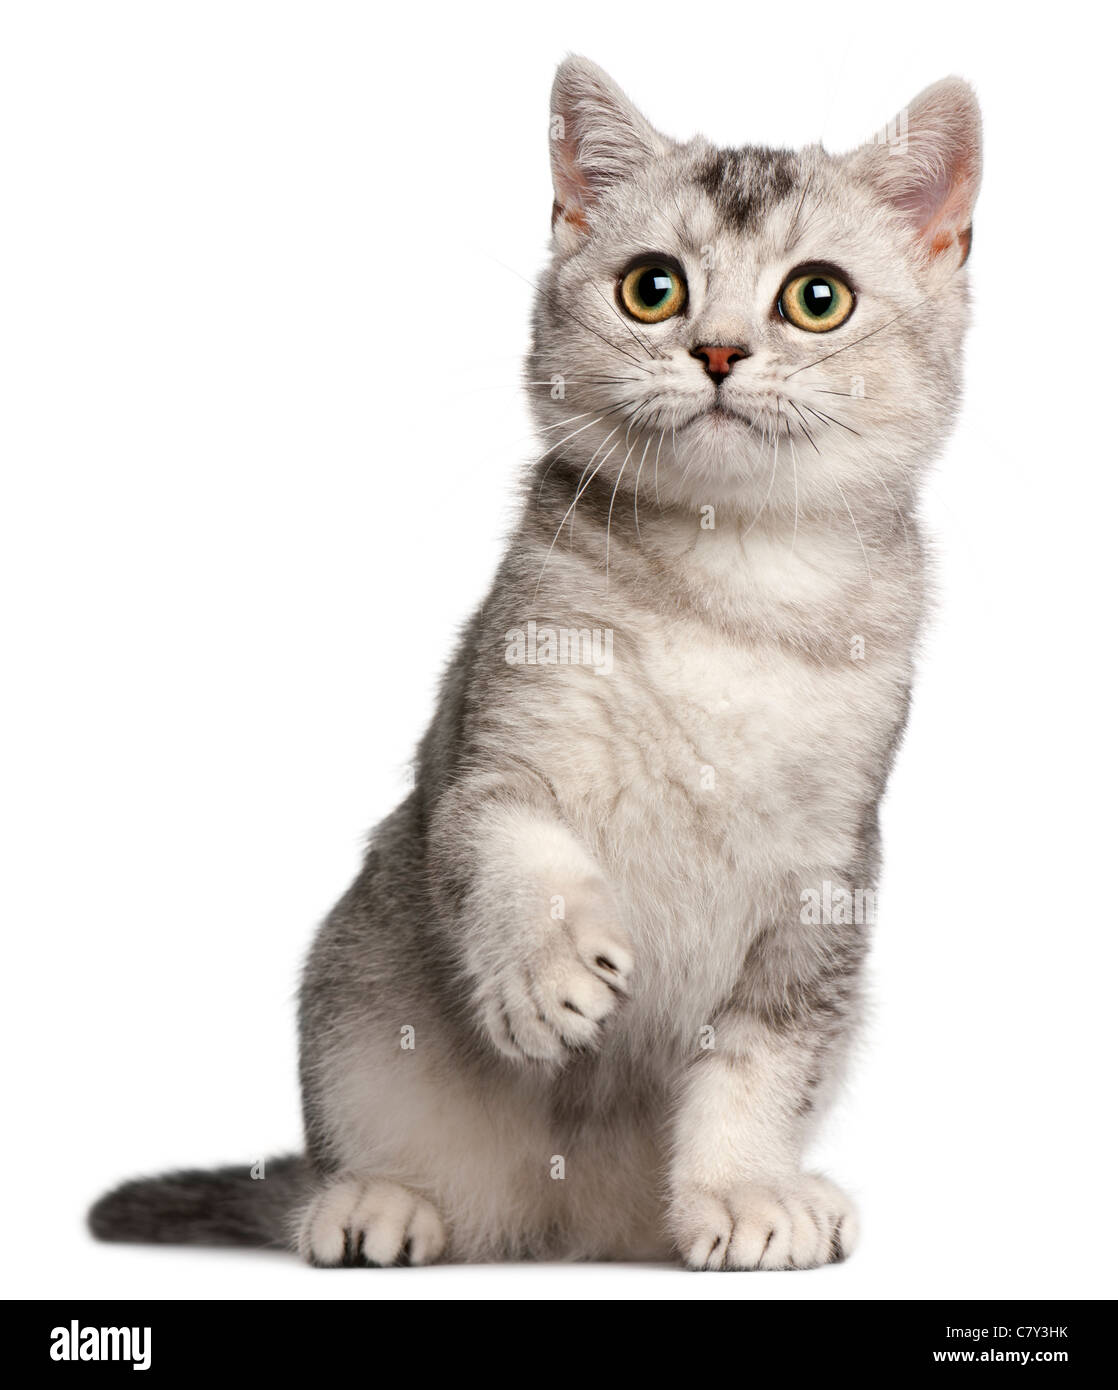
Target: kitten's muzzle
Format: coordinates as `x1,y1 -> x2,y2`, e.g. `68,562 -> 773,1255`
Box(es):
690,344 -> 749,382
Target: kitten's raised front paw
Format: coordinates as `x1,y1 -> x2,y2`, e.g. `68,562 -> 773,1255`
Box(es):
479,889 -> 634,1064
297,1177 -> 446,1268
672,1174 -> 857,1271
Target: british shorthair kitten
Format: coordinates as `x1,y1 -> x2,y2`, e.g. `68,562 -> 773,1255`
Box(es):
91,56 -> 981,1269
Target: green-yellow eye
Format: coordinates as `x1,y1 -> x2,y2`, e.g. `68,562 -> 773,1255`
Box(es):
619,264 -> 687,323
779,272 -> 855,332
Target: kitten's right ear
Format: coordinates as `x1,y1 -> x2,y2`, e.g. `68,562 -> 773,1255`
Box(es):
549,56 -> 669,246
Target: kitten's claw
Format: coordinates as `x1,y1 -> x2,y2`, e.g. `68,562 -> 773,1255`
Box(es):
297,1178 -> 446,1268
479,903 -> 634,1064
672,1175 -> 857,1271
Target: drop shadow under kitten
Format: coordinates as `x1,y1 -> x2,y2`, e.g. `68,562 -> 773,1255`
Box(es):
90,56 -> 981,1269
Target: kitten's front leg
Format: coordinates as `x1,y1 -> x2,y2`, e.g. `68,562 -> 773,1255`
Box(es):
668,1013 -> 858,1270
432,785 -> 634,1064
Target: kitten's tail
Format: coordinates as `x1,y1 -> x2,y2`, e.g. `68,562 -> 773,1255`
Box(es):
88,1154 -> 312,1250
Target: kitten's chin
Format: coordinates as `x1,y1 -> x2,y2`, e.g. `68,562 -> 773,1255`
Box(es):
681,405 -> 755,451
687,403 -> 753,432
663,406 -> 789,506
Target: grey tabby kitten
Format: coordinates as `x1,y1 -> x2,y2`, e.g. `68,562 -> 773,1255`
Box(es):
91,57 -> 981,1269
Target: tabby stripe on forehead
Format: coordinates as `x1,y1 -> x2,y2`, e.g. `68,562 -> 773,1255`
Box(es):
693,147 -> 800,234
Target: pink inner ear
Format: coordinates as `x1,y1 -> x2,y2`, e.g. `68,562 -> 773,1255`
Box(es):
921,157 -> 978,259
895,166 -> 952,230
551,136 -> 594,231
891,132 -> 979,261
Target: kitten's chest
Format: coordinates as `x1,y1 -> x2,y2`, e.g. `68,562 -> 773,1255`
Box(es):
528,613 -> 903,1003
558,625 -> 901,855
541,525 -> 913,851
545,625 -> 907,1032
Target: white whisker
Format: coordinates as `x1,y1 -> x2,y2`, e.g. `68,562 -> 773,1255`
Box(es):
632,435 -> 652,543
833,475 -> 874,588
740,420 -> 780,543
536,415 -> 608,503
782,401 -> 799,552
568,425 -> 621,544
534,441 -> 619,598
605,438 -> 636,588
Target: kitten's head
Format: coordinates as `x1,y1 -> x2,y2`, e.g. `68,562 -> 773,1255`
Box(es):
530,57 -> 982,523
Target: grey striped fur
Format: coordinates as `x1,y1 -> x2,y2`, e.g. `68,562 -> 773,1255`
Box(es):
91,57 -> 981,1269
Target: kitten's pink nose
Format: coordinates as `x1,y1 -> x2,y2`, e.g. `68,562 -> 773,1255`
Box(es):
691,344 -> 748,381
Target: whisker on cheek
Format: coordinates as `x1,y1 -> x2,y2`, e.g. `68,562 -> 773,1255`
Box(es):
533,433 -> 622,598
588,282 -> 663,362
831,474 -> 875,589
784,399 -> 821,455
783,290 -> 937,380
782,401 -> 800,551
535,406 -> 630,504
490,251 -> 655,374
605,437 -> 638,587
632,434 -> 653,543
803,403 -> 862,439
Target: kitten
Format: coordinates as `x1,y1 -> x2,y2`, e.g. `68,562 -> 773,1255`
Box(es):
91,56 -> 981,1269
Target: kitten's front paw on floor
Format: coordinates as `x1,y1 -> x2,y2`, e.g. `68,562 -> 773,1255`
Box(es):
479,900 -> 634,1064
672,1175 -> 857,1271
297,1178 -> 446,1268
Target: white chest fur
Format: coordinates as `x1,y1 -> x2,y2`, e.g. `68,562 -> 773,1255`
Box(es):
517,522 -> 916,1035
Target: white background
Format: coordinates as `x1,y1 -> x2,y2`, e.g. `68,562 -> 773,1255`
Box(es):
2,0 -> 1114,1302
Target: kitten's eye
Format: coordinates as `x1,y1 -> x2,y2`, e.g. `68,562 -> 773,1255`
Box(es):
619,264 -> 687,323
778,272 -> 855,333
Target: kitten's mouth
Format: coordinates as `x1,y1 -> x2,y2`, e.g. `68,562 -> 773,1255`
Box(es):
685,400 -> 795,441
692,401 -> 753,428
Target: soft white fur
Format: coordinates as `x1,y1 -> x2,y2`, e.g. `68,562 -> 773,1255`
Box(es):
292,58 -> 981,1270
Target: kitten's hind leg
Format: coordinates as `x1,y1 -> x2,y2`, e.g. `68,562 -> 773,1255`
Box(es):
296,1176 -> 446,1268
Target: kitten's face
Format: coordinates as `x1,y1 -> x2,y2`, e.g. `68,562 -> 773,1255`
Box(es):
531,62 -> 981,524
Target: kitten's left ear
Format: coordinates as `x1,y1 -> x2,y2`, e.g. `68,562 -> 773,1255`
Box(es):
549,56 -> 671,245
850,78 -> 982,270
